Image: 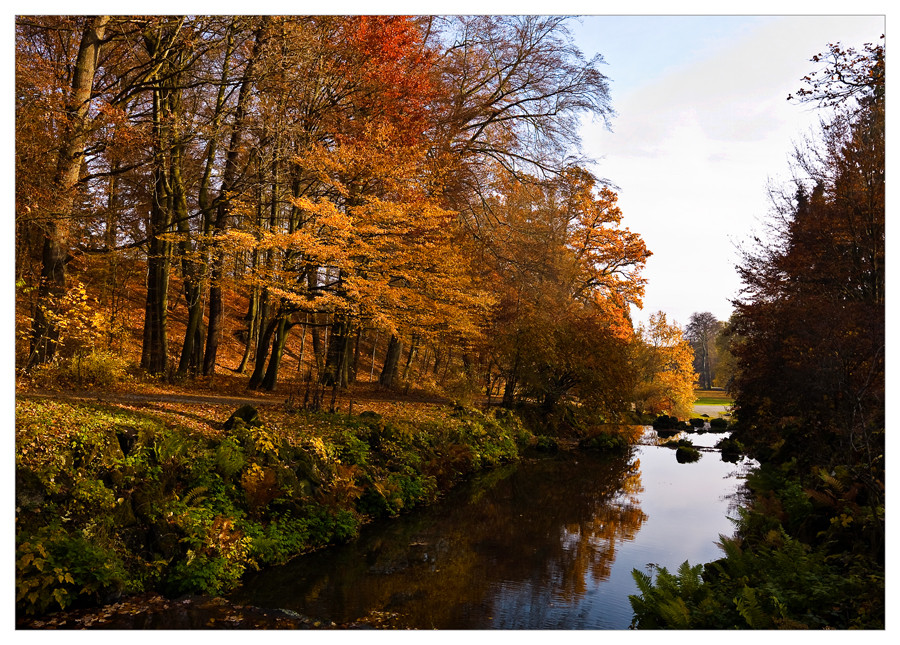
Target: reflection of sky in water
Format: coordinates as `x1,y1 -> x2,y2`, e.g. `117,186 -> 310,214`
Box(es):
481,438 -> 751,629
231,429 -> 754,629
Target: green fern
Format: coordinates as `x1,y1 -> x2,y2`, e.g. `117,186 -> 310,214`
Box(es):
180,486 -> 208,507
629,562 -> 707,629
734,585 -> 773,628
214,438 -> 245,478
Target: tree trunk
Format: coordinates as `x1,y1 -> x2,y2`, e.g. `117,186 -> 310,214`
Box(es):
261,314 -> 292,391
503,349 -> 520,407
350,326 -> 361,383
402,334 -> 420,382
28,16 -> 109,367
248,313 -> 278,390
322,316 -> 350,387
379,334 -> 403,388
203,21 -> 266,375
141,96 -> 173,373
236,281 -> 261,373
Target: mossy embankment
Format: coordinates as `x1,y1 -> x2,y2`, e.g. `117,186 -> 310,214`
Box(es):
16,395 -> 552,619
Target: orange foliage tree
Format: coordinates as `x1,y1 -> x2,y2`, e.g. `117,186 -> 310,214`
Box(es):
629,312 -> 696,419
475,169 -> 650,419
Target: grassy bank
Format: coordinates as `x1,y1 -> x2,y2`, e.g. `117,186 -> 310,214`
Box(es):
15,396 -> 535,618
692,389 -> 733,406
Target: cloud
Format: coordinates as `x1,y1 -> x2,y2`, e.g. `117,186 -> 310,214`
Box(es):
576,15 -> 883,327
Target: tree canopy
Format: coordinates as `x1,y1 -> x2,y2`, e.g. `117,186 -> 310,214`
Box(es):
15,14 -> 663,422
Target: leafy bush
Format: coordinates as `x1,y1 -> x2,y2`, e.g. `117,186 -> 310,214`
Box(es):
28,350 -> 131,389
715,436 -> 743,462
675,446 -> 701,463
17,524 -> 135,616
652,415 -> 689,431
578,432 -> 628,452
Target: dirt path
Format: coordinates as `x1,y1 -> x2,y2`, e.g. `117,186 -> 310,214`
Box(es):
17,389 -> 286,408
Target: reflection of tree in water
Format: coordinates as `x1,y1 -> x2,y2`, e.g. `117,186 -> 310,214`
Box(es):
554,457 -> 645,599
232,450 -> 646,628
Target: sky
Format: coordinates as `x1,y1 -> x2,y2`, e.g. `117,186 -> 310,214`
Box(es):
568,14 -> 885,329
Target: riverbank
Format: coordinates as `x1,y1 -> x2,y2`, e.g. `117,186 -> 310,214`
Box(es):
16,388 -> 643,624
19,422 -> 752,629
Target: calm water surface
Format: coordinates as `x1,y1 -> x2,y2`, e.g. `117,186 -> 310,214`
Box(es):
229,427 -> 754,629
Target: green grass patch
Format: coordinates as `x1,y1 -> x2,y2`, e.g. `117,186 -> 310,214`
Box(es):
693,389 -> 733,406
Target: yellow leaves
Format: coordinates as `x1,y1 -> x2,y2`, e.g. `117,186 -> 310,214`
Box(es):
632,312 -> 696,418
306,436 -> 331,461
218,229 -> 259,253
34,280 -> 108,354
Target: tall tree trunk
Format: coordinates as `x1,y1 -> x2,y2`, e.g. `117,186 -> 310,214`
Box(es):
379,334 -> 403,388
350,325 -> 362,384
402,334 -> 420,382
203,21 -> 266,375
502,348 -> 521,407
248,314 -> 278,390
141,25 -> 187,374
322,315 -> 350,387
179,21 -> 236,376
261,313 -> 292,391
175,159 -> 204,376
28,16 -> 109,367
142,166 -> 171,375
236,280 -> 261,373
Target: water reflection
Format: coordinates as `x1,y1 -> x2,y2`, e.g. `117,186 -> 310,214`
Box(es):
230,427 -> 752,629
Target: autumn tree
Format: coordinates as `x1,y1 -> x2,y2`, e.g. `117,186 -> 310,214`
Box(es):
477,169 -> 649,418
685,311 -> 721,390
422,16 -> 614,246
730,40 -> 884,547
712,318 -> 737,390
629,312 -> 696,420
17,16 -> 110,366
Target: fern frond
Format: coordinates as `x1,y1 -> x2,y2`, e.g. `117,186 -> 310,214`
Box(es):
734,585 -> 772,629
180,486 -> 208,507
631,567 -> 654,595
818,468 -> 843,492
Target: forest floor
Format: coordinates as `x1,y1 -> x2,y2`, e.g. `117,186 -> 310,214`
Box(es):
15,374 -> 460,438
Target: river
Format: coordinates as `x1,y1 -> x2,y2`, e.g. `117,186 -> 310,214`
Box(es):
228,426 -> 754,629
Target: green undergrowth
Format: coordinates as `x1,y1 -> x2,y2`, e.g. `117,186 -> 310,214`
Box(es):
15,398 -> 534,617
628,460 -> 884,629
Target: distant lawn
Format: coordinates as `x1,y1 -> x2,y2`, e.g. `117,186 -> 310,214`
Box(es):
693,389 -> 733,406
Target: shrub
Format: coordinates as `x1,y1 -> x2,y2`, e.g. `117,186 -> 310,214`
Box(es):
716,437 -> 743,463
653,415 -> 690,431
652,415 -> 678,430
534,435 -> 559,452
16,525 -> 134,616
28,350 -> 131,389
579,432 -> 628,452
675,446 -> 701,463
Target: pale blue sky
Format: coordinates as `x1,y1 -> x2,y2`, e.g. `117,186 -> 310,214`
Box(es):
569,15 -> 885,328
